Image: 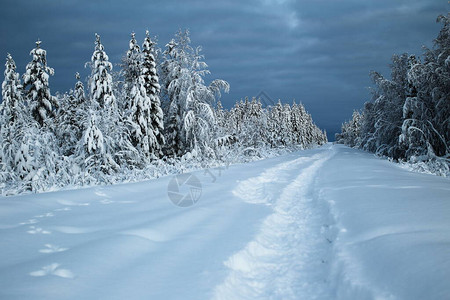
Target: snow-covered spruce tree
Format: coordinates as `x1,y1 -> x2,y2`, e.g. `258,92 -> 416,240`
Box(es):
87,34 -> 122,174
23,40 -> 58,127
295,102 -> 314,146
224,100 -> 244,148
0,54 -> 27,181
13,41 -> 61,191
335,110 -> 363,147
290,101 -> 301,145
56,73 -> 90,156
127,75 -> 157,162
161,29 -> 229,158
215,100 -> 227,136
213,100 -> 240,159
142,30 -> 165,157
74,72 -> 86,105
123,32 -> 141,95
161,37 -> 185,157
239,97 -> 267,148
281,103 -> 293,146
90,34 -> 117,111
119,32 -> 157,164
268,100 -> 284,147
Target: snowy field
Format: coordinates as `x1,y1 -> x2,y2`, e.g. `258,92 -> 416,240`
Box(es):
0,144 -> 448,300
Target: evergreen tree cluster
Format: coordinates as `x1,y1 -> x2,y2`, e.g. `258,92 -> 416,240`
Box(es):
336,14 -> 450,175
215,97 -> 327,154
0,30 -> 327,195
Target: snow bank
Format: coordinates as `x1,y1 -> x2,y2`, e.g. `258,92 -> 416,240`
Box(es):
319,145 -> 450,300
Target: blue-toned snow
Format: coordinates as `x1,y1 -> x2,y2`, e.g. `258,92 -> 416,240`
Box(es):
0,144 -> 449,299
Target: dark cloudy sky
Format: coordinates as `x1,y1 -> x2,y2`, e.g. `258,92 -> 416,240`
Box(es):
0,0 -> 448,139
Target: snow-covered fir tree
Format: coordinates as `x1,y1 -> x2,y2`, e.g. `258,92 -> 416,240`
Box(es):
281,103 -> 293,145
120,32 -> 154,162
126,68 -> 157,161
0,54 -> 27,177
335,110 -> 362,147
87,34 -> 122,174
74,72 -> 86,105
90,34 -> 116,111
123,32 -> 141,94
142,30 -> 165,157
290,101 -> 301,145
23,40 -> 58,127
56,73 -> 88,156
268,100 -> 284,147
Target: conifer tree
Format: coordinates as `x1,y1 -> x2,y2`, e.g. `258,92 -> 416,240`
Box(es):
142,30 -> 165,157
87,34 -> 120,173
23,40 -> 58,127
90,34 -> 116,112
1,54 -> 27,175
57,73 -> 88,156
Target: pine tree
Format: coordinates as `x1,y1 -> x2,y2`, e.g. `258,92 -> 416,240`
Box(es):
57,73 -> 88,156
281,103 -> 292,146
0,54 -> 27,175
127,71 -> 157,161
23,40 -> 58,127
90,34 -> 116,112
242,97 -> 266,148
291,101 -> 301,145
142,30 -> 165,157
87,34 -> 121,173
74,72 -> 87,105
268,100 -> 283,147
123,32 -> 141,91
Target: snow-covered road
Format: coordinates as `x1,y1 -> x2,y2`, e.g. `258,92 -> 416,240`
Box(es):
0,144 -> 449,300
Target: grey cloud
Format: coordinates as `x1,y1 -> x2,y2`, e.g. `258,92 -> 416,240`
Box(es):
0,0 -> 447,139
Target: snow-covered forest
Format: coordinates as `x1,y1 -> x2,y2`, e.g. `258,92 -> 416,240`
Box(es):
336,14 -> 449,176
0,29 -> 327,195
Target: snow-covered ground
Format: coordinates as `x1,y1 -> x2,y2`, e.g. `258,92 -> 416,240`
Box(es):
0,144 -> 448,300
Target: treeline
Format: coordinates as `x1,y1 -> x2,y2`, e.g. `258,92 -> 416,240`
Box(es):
336,14 -> 449,175
0,29 -> 326,194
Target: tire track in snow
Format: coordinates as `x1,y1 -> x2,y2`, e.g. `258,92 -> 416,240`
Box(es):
213,148 -> 334,300
233,152 -> 326,206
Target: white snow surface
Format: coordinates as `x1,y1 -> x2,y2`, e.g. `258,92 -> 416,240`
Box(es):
0,144 -> 449,300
